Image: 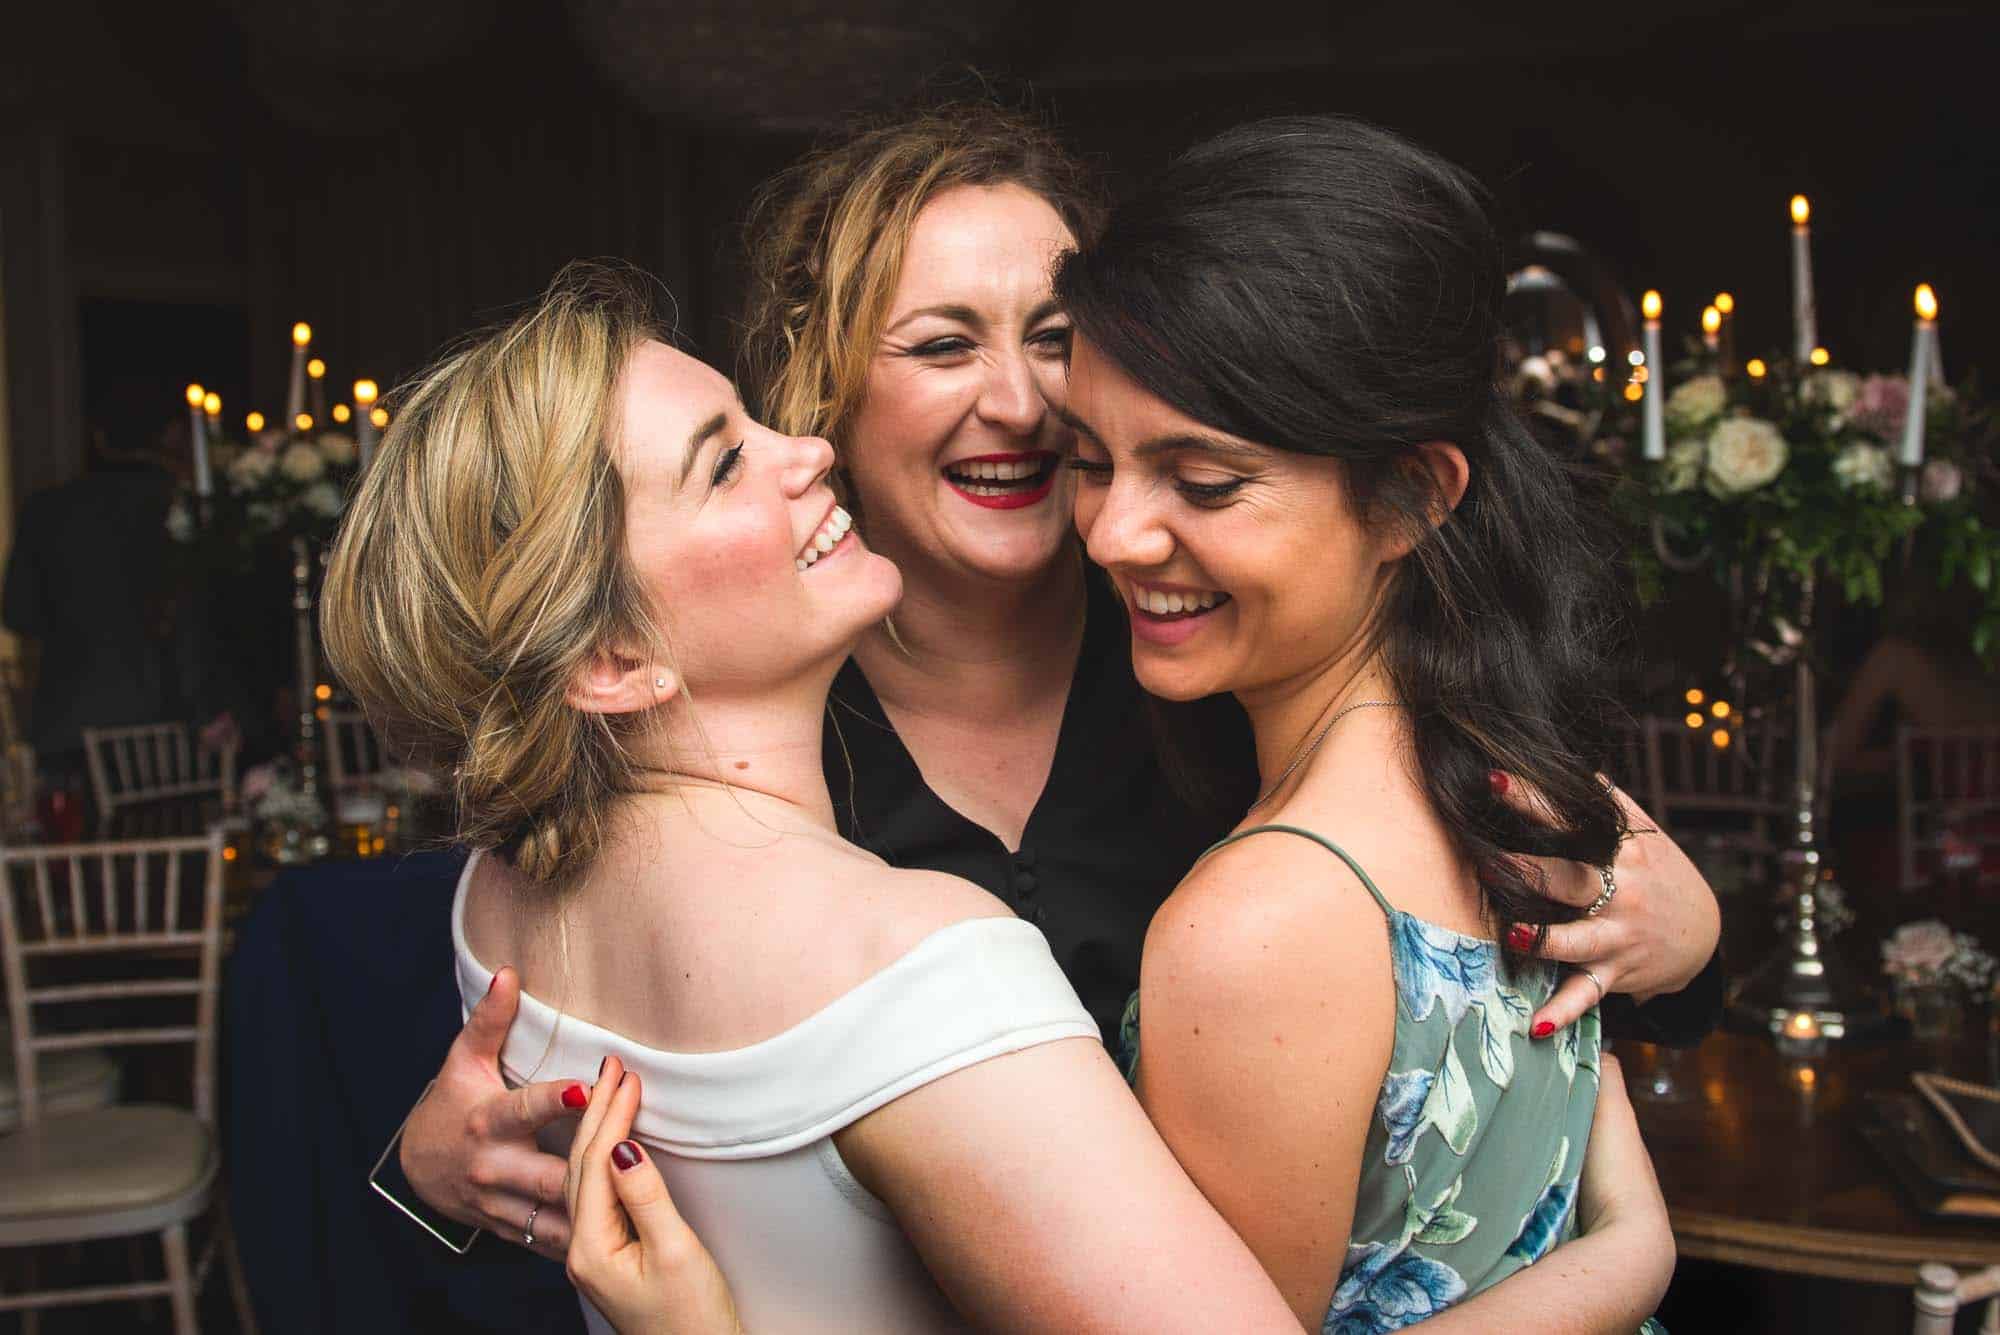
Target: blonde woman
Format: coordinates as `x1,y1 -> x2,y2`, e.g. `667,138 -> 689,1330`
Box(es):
325,262 -> 1672,1334
392,103 -> 1721,1263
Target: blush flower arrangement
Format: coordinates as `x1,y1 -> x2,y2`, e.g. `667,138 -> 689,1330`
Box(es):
1881,919 -> 1997,996
1606,351 -> 2000,664
165,429 -> 360,574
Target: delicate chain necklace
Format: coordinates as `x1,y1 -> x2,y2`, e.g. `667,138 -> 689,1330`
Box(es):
1248,700 -> 1400,810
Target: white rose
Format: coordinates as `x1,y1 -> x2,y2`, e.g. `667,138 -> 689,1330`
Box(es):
1922,459 -> 1963,504
227,448 -> 275,491
1666,374 -> 1727,427
302,481 -> 344,518
280,442 -> 327,483
1802,370 -> 1862,423
1884,919 -> 1957,978
316,432 -> 358,467
1831,441 -> 1893,493
1704,417 -> 1788,495
1662,441 -> 1705,494
165,500 -> 195,542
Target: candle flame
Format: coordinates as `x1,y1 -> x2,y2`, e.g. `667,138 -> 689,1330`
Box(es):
295,412 -> 314,432
1916,283 -> 1938,321
292,322 -> 313,347
185,383 -> 205,407
1685,688 -> 1705,705
1641,290 -> 1662,321
1746,358 -> 1768,379
1714,292 -> 1735,315
1809,347 -> 1831,366
203,392 -> 221,416
1684,712 -> 1704,729
1711,700 -> 1731,719
353,378 -> 379,406
1622,382 -> 1644,403
246,411 -> 266,432
1790,195 -> 1810,226
1711,729 -> 1731,750
1702,306 -> 1722,334
307,358 -> 326,379
331,403 -> 352,423
370,407 -> 390,429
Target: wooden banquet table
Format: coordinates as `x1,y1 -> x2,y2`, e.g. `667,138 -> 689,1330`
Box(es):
1625,1031 -> 2000,1287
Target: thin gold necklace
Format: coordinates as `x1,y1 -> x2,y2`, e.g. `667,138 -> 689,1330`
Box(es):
1249,699 -> 1400,810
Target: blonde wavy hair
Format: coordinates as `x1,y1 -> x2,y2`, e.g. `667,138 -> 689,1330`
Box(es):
736,101 -> 1102,467
321,261 -> 668,885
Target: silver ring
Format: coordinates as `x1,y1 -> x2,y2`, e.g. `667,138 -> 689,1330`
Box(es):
1584,865 -> 1617,917
1580,967 -> 1606,1003
523,1206 -> 539,1248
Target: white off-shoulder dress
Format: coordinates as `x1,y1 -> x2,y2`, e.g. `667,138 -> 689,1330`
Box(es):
451,851 -> 1099,1334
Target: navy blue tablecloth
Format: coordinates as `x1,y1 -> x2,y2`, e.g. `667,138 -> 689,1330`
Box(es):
224,850 -> 584,1334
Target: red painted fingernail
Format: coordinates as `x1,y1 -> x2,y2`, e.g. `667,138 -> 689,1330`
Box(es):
1488,769 -> 1510,797
1506,924 -> 1535,952
612,1140 -> 642,1171
1532,1021 -> 1556,1039
561,1083 -> 588,1110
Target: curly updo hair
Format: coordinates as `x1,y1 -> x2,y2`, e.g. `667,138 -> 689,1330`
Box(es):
736,99 -> 1102,459
1054,116 -> 1629,939
321,261 -> 668,885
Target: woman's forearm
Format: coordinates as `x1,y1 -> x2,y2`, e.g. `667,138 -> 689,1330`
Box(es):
1416,1218 -> 1674,1334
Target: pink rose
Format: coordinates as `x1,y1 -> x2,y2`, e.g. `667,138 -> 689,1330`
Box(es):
1849,374 -> 1911,444
1921,459 -> 1963,504
241,763 -> 278,805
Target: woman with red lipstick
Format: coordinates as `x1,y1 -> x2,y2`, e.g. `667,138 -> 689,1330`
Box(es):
389,102 -> 1719,1272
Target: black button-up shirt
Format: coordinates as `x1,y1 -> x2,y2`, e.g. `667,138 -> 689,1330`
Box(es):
824,570 -> 1720,1049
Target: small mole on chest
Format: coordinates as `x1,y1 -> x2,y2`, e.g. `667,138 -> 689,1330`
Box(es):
734,761 -> 749,770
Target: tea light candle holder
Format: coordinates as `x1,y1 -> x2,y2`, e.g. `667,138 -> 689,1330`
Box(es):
1777,1008 -> 1827,1059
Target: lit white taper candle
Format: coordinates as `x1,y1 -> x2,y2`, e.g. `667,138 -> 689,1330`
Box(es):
1641,290 -> 1665,461
307,357 -> 327,422
185,384 -> 213,497
286,322 -> 312,433
353,379 -> 380,470
1701,304 -> 1721,354
1900,284 -> 1937,467
1789,196 -> 1817,363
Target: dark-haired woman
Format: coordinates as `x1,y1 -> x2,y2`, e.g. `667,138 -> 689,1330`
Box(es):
394,101 -> 1716,1285
562,115 -> 1675,1333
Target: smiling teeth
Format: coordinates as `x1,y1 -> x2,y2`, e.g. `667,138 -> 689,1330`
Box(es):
949,459 -> 1042,481
795,506 -> 852,571
1138,588 -> 1224,615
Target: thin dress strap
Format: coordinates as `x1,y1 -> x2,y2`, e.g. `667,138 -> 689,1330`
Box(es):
1198,824 -> 1396,919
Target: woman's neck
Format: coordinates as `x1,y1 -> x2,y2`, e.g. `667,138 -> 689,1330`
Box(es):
635,668 -> 844,832
852,541 -> 1088,720
1237,646 -> 1401,807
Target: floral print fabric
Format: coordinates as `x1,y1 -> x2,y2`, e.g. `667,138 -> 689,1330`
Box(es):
1120,826 -> 1662,1334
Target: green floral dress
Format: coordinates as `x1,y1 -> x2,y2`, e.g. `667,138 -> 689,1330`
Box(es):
1119,825 -> 1666,1334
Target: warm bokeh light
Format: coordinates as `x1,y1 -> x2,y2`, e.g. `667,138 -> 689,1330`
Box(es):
1714,292 -> 1735,315
1916,283 -> 1938,321
1633,367 -> 1650,384
353,378 -> 379,406
295,412 -> 314,432
1711,700 -> 1732,719
245,411 -> 266,432
315,683 -> 333,701
1591,367 -> 1605,383
222,845 -> 239,863
1711,729 -> 1732,750
370,407 -> 390,428
1641,290 -> 1662,321
292,322 -> 313,347
1685,712 -> 1704,729
1685,688 -> 1705,706
1622,383 -> 1644,403
1702,306 -> 1722,334
1746,359 -> 1768,379
1809,347 -> 1831,366
1790,195 -> 1810,226
331,403 -> 351,423
203,393 -> 221,417
307,357 -> 326,380
185,383 -> 205,407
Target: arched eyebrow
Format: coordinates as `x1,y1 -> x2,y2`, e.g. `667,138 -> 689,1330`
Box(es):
1051,404 -> 1263,463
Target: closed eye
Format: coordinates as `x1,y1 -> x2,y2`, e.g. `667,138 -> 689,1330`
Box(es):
711,442 -> 745,487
